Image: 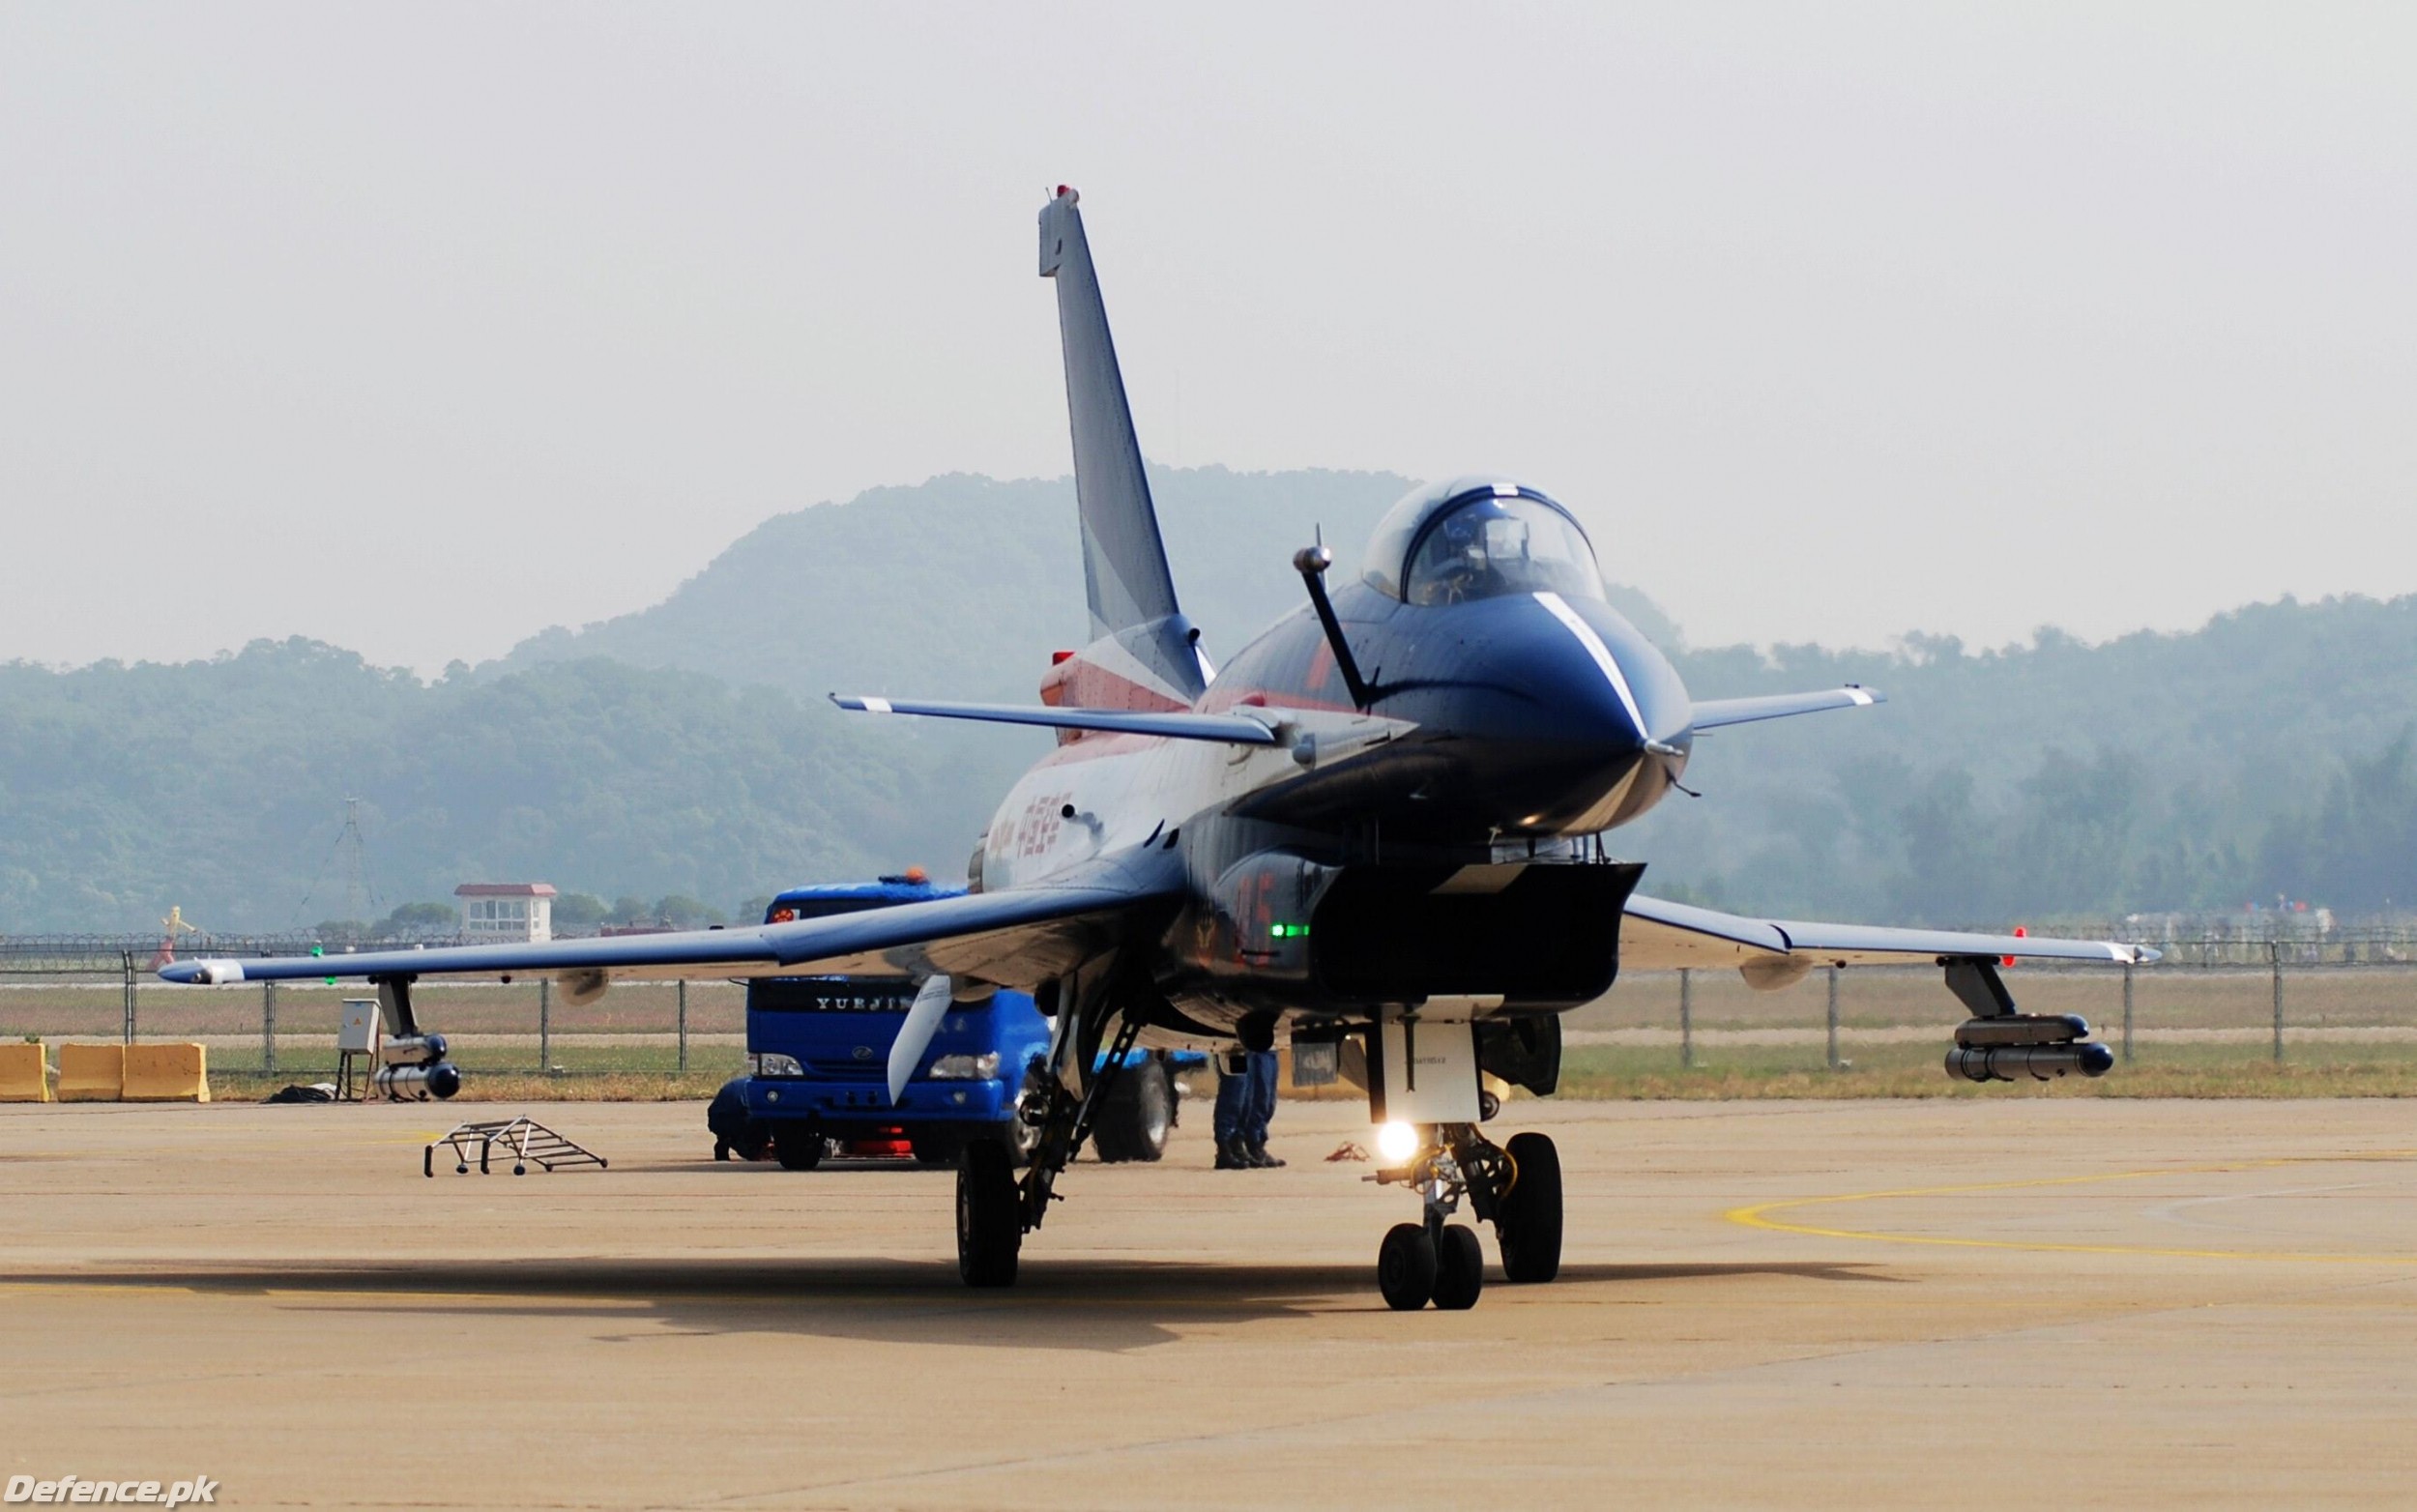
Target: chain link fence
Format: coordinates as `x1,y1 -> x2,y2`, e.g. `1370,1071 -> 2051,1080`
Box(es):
7,926 -> 2416,1092
1581,939 -> 2417,1082
0,938 -> 744,1086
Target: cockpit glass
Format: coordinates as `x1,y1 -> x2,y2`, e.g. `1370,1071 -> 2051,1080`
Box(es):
1401,497 -> 1603,606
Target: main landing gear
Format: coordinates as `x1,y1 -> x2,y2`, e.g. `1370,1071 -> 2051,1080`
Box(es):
954,1003 -> 1151,1287
1370,1125 -> 1562,1310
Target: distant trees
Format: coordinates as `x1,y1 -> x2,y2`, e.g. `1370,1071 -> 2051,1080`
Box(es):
0,639 -> 888,933
379,902 -> 459,935
2257,730 -> 2417,913
655,894 -> 725,928
552,893 -> 609,930
1623,593 -> 2417,925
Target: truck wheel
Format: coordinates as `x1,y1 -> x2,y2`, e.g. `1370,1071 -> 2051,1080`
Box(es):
1121,1061 -> 1174,1162
1090,1088 -> 1131,1164
1092,1061 -> 1172,1163
1495,1131 -> 1562,1282
1097,1106 -> 1131,1164
911,1132 -> 963,1168
957,1140 -> 1021,1287
772,1125 -> 826,1172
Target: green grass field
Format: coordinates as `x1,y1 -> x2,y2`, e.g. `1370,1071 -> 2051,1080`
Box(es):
1555,1039 -> 2417,1099
13,967 -> 2417,1101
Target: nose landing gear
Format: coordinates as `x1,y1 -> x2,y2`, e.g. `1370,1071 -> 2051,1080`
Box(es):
1370,1125 -> 1562,1309
1378,1222 -> 1440,1309
1494,1129 -> 1563,1283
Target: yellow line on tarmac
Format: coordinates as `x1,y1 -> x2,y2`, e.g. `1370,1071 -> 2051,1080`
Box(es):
1726,1152 -> 2417,1265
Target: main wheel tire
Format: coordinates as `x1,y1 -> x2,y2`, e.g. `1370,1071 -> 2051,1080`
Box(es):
1093,1061 -> 1173,1164
956,1139 -> 1022,1287
1496,1131 -> 1563,1283
1377,1221 -> 1439,1311
1432,1224 -> 1484,1310
772,1125 -> 826,1172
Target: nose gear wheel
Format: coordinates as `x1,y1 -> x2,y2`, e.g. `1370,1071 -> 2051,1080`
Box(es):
1378,1222 -> 1438,1310
1369,1124 -> 1561,1308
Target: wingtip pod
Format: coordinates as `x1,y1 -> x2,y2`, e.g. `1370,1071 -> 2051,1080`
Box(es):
161,959 -> 244,985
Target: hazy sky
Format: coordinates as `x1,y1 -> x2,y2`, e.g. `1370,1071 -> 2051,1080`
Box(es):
6,5 -> 2412,672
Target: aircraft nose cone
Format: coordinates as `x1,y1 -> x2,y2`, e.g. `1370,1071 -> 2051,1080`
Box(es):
1510,592 -> 1688,829
1529,592 -> 1653,750
1336,591 -> 1690,839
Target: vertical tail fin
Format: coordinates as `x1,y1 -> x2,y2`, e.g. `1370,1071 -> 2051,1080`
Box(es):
1039,188 -> 1206,706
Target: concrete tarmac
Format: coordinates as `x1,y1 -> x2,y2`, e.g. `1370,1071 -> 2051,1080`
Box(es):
6,1097 -> 2417,1509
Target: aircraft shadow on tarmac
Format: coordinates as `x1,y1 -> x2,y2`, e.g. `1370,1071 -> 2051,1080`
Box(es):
6,1259 -> 1901,1352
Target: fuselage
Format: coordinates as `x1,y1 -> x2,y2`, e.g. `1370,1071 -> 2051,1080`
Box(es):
978,480 -> 1696,1031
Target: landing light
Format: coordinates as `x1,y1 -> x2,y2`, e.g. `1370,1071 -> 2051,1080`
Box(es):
1376,1119 -> 1422,1164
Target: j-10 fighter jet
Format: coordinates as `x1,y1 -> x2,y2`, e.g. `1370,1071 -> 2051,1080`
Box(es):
166,188 -> 2152,1311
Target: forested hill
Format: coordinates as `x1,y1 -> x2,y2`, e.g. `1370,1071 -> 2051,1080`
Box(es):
3,466 -> 2412,932
1623,595 -> 2417,923
0,648 -> 908,931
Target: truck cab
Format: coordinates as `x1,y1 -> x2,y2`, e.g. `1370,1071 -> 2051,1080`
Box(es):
734,873 -> 1050,1169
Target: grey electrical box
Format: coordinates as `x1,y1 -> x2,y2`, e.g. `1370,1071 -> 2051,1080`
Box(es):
338,999 -> 381,1054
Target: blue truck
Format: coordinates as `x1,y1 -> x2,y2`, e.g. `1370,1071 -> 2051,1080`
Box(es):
710,875 -> 1186,1168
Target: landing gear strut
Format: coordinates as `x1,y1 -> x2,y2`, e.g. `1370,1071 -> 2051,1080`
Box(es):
1370,1125 -> 1561,1309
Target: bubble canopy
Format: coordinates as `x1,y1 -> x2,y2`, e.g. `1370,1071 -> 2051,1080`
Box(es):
1360,480 -> 1604,606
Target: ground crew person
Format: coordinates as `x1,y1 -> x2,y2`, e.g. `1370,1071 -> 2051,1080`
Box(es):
1213,1047 -> 1284,1169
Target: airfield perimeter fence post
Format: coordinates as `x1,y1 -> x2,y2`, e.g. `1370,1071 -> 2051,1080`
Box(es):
677,979 -> 688,1073
121,951 -> 136,1043
2270,943 -> 2285,1062
1825,967 -> 1841,1070
1678,968 -> 1694,1069
263,981 -> 277,1076
539,977 -> 552,1074
2120,965 -> 2134,1065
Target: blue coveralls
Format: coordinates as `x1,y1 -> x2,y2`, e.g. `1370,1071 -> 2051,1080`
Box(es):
1212,1049 -> 1279,1146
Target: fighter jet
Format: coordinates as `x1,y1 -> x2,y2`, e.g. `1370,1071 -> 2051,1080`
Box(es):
165,188 -> 2151,1310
